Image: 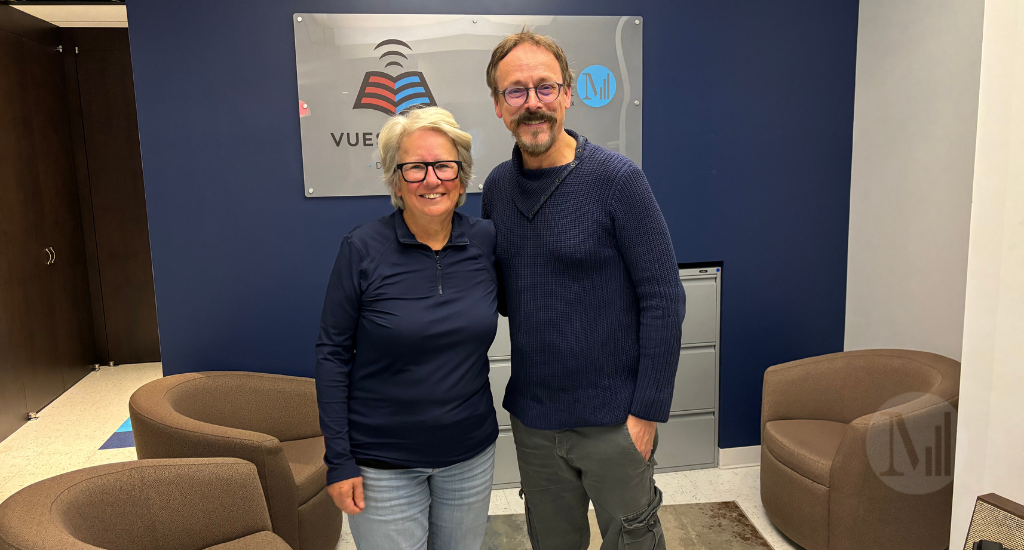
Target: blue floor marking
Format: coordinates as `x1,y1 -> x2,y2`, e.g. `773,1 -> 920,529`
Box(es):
99,418 -> 136,449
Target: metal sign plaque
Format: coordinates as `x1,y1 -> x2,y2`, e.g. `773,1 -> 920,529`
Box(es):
293,14 -> 643,197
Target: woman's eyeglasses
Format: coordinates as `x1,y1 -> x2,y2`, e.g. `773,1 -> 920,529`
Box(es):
394,161 -> 462,183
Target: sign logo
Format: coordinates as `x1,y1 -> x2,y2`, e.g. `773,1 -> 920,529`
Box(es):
353,39 -> 437,116
578,65 -> 616,107
866,392 -> 957,495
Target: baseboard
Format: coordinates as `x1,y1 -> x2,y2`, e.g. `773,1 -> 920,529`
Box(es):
718,445 -> 761,468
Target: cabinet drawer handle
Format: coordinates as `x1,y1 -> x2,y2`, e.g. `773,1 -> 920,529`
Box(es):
45,247 -> 53,265
50,247 -> 55,264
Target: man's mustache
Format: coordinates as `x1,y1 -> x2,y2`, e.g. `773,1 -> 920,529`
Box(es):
512,110 -> 557,132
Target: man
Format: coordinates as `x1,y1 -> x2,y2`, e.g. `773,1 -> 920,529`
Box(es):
481,31 -> 685,550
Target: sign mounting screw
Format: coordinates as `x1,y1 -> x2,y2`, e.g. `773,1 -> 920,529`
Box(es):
635,19 -> 640,24
634,100 -> 640,105
308,188 -> 313,194
297,16 -> 303,22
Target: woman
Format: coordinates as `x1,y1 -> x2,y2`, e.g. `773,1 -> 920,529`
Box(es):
314,106 -> 498,550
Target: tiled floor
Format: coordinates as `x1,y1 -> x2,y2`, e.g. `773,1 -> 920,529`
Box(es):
0,364 -> 800,550
475,467 -> 800,550
0,363 -> 159,503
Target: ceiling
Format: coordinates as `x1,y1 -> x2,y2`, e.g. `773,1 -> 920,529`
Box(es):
8,3 -> 127,27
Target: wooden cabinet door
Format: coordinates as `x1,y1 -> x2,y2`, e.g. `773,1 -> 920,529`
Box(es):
0,10 -> 98,438
0,31 -> 63,415
0,27 -> 31,441
22,37 -> 96,391
74,31 -> 161,364
0,233 -> 29,439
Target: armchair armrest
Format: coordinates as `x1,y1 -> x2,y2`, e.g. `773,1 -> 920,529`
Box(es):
827,393 -> 958,550
157,371 -> 322,443
0,459 -> 274,550
761,349 -> 950,438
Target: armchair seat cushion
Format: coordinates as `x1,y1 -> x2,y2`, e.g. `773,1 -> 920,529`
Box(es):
205,531 -> 293,550
282,436 -> 328,504
763,419 -> 847,487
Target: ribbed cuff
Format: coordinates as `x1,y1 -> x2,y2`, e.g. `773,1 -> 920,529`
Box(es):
326,459 -> 362,485
629,399 -> 671,423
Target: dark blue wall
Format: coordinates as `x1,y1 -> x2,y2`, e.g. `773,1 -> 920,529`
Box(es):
126,1 -> 858,449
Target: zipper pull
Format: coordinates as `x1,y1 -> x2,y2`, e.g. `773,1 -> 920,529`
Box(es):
435,255 -> 443,295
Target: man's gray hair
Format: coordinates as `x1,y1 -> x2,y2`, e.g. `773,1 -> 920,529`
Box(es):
378,106 -> 473,210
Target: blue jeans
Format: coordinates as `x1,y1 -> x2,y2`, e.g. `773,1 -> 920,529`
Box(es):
347,443 -> 495,550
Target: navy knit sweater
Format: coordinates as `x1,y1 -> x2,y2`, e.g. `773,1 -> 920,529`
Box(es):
481,130 -> 685,430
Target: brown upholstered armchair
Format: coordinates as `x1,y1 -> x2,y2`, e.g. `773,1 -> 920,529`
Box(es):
0,458 -> 292,550
128,372 -> 342,550
760,349 -> 960,550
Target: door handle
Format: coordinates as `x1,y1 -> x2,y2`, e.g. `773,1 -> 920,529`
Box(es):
45,247 -> 53,265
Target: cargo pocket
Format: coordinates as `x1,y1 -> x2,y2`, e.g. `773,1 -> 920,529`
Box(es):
619,487 -> 664,550
521,488 -> 542,549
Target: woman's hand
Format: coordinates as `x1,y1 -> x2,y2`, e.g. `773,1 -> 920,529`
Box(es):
327,477 -> 366,514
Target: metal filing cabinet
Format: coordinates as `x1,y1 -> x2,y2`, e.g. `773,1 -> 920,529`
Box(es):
655,266 -> 721,473
487,322 -> 519,488
487,266 -> 721,487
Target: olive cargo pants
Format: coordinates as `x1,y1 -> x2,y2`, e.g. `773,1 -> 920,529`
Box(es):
511,416 -> 666,550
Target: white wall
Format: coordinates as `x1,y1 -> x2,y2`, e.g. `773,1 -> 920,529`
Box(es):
844,0 -> 983,361
950,1 -> 1024,546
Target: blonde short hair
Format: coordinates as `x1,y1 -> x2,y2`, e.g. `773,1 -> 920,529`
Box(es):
378,106 -> 473,210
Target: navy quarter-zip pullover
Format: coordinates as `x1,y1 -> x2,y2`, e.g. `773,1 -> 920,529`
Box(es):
315,211 -> 500,484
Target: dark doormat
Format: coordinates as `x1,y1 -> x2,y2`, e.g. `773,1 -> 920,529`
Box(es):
483,501 -> 774,550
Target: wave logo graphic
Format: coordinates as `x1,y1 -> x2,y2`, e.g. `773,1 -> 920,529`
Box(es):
353,39 -> 437,116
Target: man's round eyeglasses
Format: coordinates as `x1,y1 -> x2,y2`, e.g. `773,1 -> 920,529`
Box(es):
394,161 -> 462,183
500,82 -> 565,107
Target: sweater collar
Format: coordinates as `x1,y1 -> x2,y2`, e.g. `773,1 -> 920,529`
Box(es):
511,129 -> 588,219
392,210 -> 469,247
